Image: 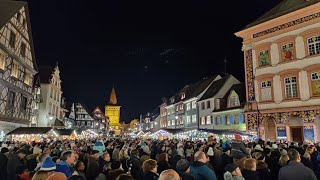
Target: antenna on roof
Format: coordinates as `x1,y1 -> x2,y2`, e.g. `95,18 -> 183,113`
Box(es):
224,57 -> 228,76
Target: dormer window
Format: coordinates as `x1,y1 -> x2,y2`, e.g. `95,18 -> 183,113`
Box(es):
215,99 -> 220,110
181,93 -> 185,100
228,94 -> 240,108
170,97 -> 174,104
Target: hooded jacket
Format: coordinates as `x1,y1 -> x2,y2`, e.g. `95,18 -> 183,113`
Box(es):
190,161 -> 217,180
231,140 -> 250,160
256,161 -> 272,180
223,171 -> 245,180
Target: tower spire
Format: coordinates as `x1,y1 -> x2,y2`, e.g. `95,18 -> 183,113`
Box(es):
109,86 -> 117,105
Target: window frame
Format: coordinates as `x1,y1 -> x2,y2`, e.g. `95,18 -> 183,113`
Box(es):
192,101 -> 197,109
301,27 -> 320,58
201,102 -> 205,110
206,116 -> 212,125
186,103 -> 191,111
11,62 -> 19,78
275,35 -> 297,64
256,74 -> 275,103
0,51 -> 6,70
201,117 -> 205,125
20,42 -> 26,58
278,69 -> 300,101
225,115 -> 230,125
215,99 -> 220,110
192,115 -> 197,123
215,116 -> 220,125
254,42 -> 272,69
9,31 -> 16,48
304,64 -> 320,98
206,100 -> 211,109
7,90 -> 15,108
234,114 -> 239,124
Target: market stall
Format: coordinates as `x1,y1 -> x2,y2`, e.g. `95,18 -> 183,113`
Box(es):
150,130 -> 174,140
7,127 -> 52,142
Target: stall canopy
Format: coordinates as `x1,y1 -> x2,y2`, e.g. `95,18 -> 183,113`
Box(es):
53,129 -> 82,136
7,127 -> 52,135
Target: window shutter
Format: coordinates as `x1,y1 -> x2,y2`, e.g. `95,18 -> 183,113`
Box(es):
230,115 -> 234,124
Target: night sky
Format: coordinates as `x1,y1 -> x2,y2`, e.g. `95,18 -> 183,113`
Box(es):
26,0 -> 279,122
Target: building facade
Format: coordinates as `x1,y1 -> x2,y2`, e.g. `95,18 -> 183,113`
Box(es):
235,0 -> 320,142
38,65 -> 64,127
211,84 -> 246,132
0,1 -> 38,137
71,102 -> 99,131
105,87 -> 121,135
198,75 -> 240,130
92,106 -> 109,133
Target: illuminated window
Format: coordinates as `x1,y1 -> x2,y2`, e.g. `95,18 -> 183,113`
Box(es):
206,116 -> 211,124
226,115 -> 230,125
167,120 -> 171,126
201,102 -> 205,110
11,63 -> 19,78
0,52 -> 5,70
20,42 -> 26,58
311,72 -> 320,96
172,119 -> 175,126
192,115 -> 197,123
215,116 -> 220,125
285,76 -> 298,98
186,116 -> 191,124
258,50 -> 270,67
186,103 -> 191,111
216,99 -> 220,109
201,117 -> 205,125
24,71 -> 30,85
308,36 -> 320,55
192,101 -> 196,109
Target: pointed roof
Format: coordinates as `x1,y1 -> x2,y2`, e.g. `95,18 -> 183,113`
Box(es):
245,0 -> 320,29
198,75 -> 231,101
0,1 -> 26,29
109,87 -> 118,105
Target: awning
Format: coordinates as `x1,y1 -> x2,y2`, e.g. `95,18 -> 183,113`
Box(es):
53,129 -> 79,136
7,127 -> 52,135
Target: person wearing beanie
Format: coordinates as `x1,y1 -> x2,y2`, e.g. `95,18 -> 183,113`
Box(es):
40,156 -> 56,172
231,134 -> 250,160
176,159 -> 195,180
47,172 -> 67,180
223,163 -> 244,180
0,147 -> 9,180
86,150 -> 100,180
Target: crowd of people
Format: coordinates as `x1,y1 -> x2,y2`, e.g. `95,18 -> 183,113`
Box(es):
0,134 -> 319,180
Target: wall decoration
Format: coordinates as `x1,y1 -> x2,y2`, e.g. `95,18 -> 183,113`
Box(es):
281,43 -> 294,61
253,12 -> 320,38
257,110 -> 320,124
247,113 -> 258,136
304,126 -> 314,141
258,50 -> 270,66
245,49 -> 255,101
277,126 -> 287,138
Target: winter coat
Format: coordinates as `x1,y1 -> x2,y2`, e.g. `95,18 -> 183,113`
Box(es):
86,156 -> 100,180
7,153 -> 23,180
107,169 -> 125,180
241,169 -> 260,180
0,153 -> 8,180
223,171 -> 245,180
56,160 -> 73,178
129,155 -> 142,180
231,140 -> 250,160
157,161 -> 170,174
179,172 -> 195,180
112,148 -> 120,161
25,154 -> 37,172
190,161 -> 217,180
143,171 -> 159,180
256,161 -> 272,180
278,161 -> 317,180
215,153 -> 233,180
93,141 -> 106,157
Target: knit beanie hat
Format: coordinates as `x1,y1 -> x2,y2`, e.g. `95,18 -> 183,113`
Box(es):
234,134 -> 242,141
225,163 -> 239,173
207,147 -> 214,156
47,172 -> 67,180
40,156 -> 56,171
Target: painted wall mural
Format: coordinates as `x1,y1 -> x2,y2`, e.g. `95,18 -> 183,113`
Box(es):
245,49 -> 255,102
253,12 -> 320,38
247,113 -> 258,136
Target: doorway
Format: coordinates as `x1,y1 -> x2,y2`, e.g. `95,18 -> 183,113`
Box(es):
266,118 -> 276,141
291,127 -> 303,142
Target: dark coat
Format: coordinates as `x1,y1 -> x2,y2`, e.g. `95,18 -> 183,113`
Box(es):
143,171 -> 159,180
215,153 -> 233,180
256,161 -> 272,180
107,169 -> 125,180
190,161 -> 217,180
242,169 -> 260,180
231,140 -> 250,160
86,156 -> 100,180
179,172 -> 195,180
129,155 -> 142,180
278,161 -> 317,180
0,153 -> 8,180
157,161 -> 170,174
7,153 -> 23,180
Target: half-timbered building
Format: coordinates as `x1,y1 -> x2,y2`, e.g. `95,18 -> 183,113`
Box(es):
0,1 -> 38,137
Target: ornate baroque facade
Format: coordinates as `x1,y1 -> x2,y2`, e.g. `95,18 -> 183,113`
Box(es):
235,0 -> 320,142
